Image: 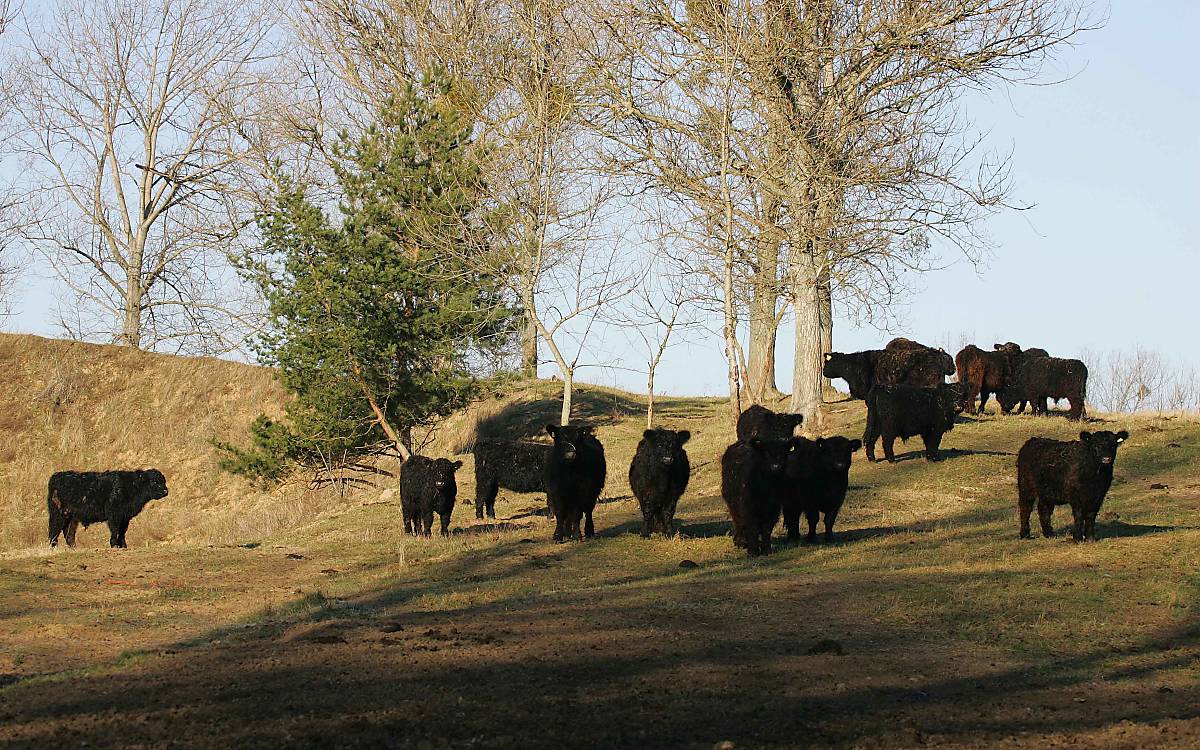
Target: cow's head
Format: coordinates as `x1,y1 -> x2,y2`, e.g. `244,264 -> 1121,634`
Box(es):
994,342 -> 1022,353
139,469 -> 168,501
749,437 -> 798,474
1080,430 -> 1128,467
823,352 -> 872,398
938,383 -> 966,424
546,424 -> 595,462
815,435 -> 862,474
432,458 -> 463,490
640,428 -> 690,466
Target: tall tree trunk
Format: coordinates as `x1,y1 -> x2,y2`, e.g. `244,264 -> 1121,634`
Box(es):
560,368 -> 573,426
520,315 -> 538,377
746,268 -> 781,403
646,369 -> 655,428
122,276 -> 143,349
789,246 -> 824,432
818,264 -> 833,392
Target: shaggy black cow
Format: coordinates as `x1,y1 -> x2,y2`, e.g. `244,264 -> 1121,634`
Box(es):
628,428 -> 691,537
955,344 -> 1012,414
735,404 -> 803,441
544,424 -> 607,542
720,438 -> 796,556
993,343 -> 1051,414
783,436 -> 862,543
471,439 -> 550,519
400,456 -> 463,537
886,337 -> 956,377
823,344 -> 952,400
47,469 -> 168,548
1017,430 -> 1128,541
998,355 -> 1089,421
863,383 -> 964,463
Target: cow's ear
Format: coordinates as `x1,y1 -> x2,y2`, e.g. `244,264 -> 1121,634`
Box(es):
1079,431 -> 1092,442
546,424 -> 559,437
993,343 -> 1003,350
849,439 -> 863,452
1116,431 -> 1129,443
677,430 -> 690,445
452,460 -> 463,470
643,429 -> 655,440
792,414 -> 804,426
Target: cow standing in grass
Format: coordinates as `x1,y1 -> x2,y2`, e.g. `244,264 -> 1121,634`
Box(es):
784,436 -> 861,543
400,456 -> 463,537
823,341 -> 954,400
863,383 -> 964,463
999,354 -> 1088,421
1017,430 -> 1128,542
993,343 -> 1051,414
955,344 -> 1012,414
628,428 -> 691,538
544,424 -> 606,542
721,438 -> 796,556
47,469 -> 169,548
471,439 -> 550,519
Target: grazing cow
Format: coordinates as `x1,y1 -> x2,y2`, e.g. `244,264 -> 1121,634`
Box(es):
863,383 -> 964,463
472,439 -> 550,519
47,469 -> 169,548
823,345 -> 952,400
955,344 -> 1012,414
628,428 -> 691,537
998,355 -> 1089,421
736,404 -> 803,441
993,344 -> 1051,414
721,438 -> 796,556
400,456 -> 463,537
543,424 -> 607,542
783,436 -> 862,543
1017,430 -> 1128,541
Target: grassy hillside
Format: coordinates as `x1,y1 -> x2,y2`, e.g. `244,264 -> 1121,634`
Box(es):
1,337 -> 1198,748
0,334 -> 327,549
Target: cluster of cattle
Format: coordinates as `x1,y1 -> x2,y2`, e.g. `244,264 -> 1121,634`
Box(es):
42,337 -> 1127,552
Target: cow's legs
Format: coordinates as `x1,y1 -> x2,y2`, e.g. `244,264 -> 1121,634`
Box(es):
107,519 -> 124,548
1069,508 -> 1085,543
863,426 -> 878,462
640,509 -> 655,538
978,389 -> 991,414
116,518 -> 130,548
1083,513 -> 1097,541
1067,396 -> 1085,421
422,510 -> 435,538
964,383 -> 981,414
804,508 -> 820,542
402,508 -> 415,536
782,507 -> 801,542
1017,475 -> 1036,539
823,507 -> 840,543
439,511 -> 451,538
476,480 -> 498,520
1037,502 -> 1056,538
923,431 -> 943,461
882,434 -> 897,463
48,508 -> 65,547
583,508 -> 595,539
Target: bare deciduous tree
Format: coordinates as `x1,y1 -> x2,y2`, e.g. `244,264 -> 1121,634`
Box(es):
2,0 -> 273,352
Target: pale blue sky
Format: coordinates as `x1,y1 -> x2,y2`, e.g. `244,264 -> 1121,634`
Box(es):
4,1 -> 1196,396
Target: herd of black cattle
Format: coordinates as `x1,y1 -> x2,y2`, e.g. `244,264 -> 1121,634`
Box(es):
42,338 -> 1129,555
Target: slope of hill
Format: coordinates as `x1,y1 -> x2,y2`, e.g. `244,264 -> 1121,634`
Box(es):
1,336 -> 1198,748
0,334 -> 318,549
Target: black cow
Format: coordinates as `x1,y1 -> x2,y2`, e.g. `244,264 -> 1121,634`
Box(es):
998,355 -> 1088,421
735,404 -> 803,441
47,469 -> 168,548
992,343 -> 1050,414
823,345 -> 952,400
955,344 -> 1012,414
783,436 -> 861,543
400,456 -> 463,537
628,428 -> 691,537
1017,430 -> 1128,541
544,424 -> 607,542
472,439 -> 550,519
886,338 -> 956,377
720,438 -> 796,556
863,383 -> 964,463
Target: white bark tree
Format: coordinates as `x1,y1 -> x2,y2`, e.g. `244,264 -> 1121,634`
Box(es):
2,0 -> 273,352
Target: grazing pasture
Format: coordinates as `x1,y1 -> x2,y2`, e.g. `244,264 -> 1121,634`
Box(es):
1,337 -> 1199,748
